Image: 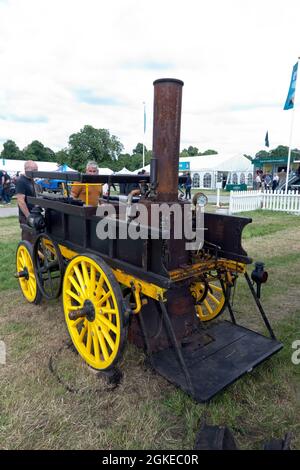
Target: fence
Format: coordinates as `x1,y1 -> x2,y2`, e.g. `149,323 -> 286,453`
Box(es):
229,190 -> 263,213
229,190 -> 300,214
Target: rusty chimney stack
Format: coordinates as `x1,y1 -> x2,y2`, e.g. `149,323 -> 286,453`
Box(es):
151,78 -> 184,202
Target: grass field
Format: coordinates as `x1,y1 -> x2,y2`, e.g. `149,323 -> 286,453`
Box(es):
0,211 -> 300,450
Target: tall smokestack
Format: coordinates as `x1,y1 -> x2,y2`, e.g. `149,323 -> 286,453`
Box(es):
151,78 -> 184,202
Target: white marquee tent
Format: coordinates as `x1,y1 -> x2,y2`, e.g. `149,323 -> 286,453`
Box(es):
115,167 -> 134,175
0,159 -> 116,176
0,159 -> 76,175
136,154 -> 253,189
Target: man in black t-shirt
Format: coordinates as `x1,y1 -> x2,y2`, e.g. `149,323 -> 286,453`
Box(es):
16,161 -> 38,242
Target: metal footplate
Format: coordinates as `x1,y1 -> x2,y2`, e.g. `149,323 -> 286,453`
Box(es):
150,321 -> 283,402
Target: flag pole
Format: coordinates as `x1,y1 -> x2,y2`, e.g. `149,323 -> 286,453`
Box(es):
142,101 -> 146,168
285,57 -> 300,194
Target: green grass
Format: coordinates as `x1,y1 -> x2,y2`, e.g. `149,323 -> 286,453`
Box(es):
0,212 -> 300,449
0,217 -> 20,291
241,210 -> 300,239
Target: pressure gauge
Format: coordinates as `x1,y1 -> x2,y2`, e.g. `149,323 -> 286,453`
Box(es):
192,192 -> 208,207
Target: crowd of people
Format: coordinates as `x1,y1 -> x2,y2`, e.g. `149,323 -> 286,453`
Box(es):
254,165 -> 300,191
0,168 -> 15,205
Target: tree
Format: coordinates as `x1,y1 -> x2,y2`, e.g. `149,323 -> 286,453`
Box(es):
132,143 -> 147,155
67,125 -> 123,171
255,146 -> 300,162
180,149 -> 190,158
23,140 -> 55,162
1,140 -> 23,160
55,149 -> 70,165
201,149 -> 218,155
187,145 -> 199,156
255,149 -> 270,159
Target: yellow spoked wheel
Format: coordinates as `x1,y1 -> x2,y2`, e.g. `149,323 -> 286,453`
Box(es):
63,254 -> 127,370
16,241 -> 42,304
191,279 -> 228,322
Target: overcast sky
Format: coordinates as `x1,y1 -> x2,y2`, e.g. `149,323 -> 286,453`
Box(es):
1,0 -> 300,157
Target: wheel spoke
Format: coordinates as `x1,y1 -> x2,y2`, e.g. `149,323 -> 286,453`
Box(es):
95,275 -> 105,297
81,261 -> 90,291
86,323 -> 92,353
101,307 -> 117,315
100,326 -> 115,351
70,316 -> 85,328
28,278 -> 36,292
95,328 -> 109,361
203,299 -> 213,315
20,251 -> 26,267
27,281 -> 33,297
95,291 -> 112,307
68,275 -> 84,298
207,291 -> 221,305
79,321 -> 87,342
91,326 -> 100,360
97,315 -> 118,334
210,284 -> 223,293
73,265 -> 86,297
66,289 -> 83,305
89,265 -> 96,296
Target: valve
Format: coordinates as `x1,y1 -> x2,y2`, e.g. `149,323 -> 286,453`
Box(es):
26,207 -> 45,230
251,262 -> 268,299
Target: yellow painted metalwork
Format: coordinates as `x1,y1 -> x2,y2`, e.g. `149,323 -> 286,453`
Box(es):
191,279 -> 227,322
169,258 -> 246,282
63,255 -> 122,370
58,243 -> 166,301
221,260 -> 246,274
58,244 -> 78,260
113,269 -> 166,302
57,242 -> 243,307
16,243 -> 38,303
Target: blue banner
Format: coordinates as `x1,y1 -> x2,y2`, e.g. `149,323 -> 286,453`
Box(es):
284,62 -> 298,110
179,161 -> 190,171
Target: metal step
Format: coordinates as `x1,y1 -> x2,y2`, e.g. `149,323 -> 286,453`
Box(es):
150,320 -> 283,402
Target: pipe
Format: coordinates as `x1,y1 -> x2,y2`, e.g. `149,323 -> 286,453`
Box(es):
151,78 -> 184,201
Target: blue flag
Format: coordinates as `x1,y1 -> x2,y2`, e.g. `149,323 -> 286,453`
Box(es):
284,62 -> 298,110
265,131 -> 269,147
143,103 -> 146,133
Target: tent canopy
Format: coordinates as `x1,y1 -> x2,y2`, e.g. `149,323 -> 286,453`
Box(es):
0,159 -> 75,174
135,154 -> 253,174
179,154 -> 253,172
98,167 -> 114,175
115,167 -> 134,174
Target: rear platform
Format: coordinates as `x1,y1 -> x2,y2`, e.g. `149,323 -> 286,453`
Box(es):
150,320 -> 283,402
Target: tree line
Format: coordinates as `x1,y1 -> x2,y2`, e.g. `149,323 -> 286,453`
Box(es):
0,125 -> 218,172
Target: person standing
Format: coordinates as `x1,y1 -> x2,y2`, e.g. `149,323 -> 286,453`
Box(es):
272,173 -> 279,191
0,169 -> 7,204
255,172 -> 261,190
15,160 -> 38,242
185,172 -> 192,200
71,161 -> 102,206
3,171 -> 12,203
